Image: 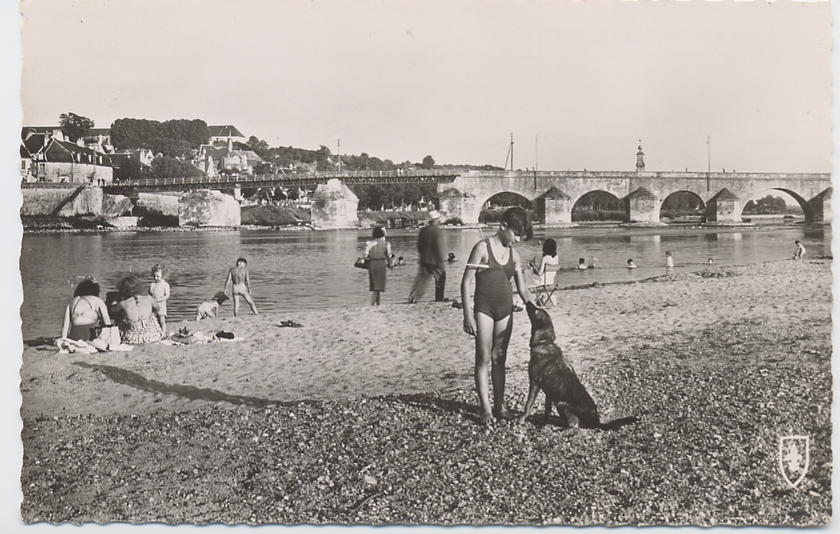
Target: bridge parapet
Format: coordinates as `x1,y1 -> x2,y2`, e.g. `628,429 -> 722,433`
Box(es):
441,170 -> 832,224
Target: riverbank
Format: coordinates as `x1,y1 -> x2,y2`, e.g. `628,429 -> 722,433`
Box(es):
20,215 -> 817,236
20,259 -> 831,525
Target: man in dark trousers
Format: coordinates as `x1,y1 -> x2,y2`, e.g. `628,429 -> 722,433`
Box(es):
408,210 -> 447,303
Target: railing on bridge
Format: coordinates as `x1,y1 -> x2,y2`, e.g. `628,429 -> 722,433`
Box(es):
100,169 -> 462,190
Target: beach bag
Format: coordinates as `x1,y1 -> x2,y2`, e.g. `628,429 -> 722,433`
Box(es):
354,257 -> 370,270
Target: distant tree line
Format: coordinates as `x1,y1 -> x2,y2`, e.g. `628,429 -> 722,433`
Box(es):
742,195 -> 793,215
110,118 -> 210,157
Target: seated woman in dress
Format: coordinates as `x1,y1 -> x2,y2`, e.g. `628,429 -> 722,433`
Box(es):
115,275 -> 163,344
530,238 -> 560,305
61,277 -> 112,341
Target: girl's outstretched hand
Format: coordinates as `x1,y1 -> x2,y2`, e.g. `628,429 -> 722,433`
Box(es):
463,314 -> 476,336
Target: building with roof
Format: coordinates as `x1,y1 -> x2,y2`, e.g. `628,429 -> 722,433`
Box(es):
208,125 -> 246,145
192,137 -> 263,176
21,136 -> 114,184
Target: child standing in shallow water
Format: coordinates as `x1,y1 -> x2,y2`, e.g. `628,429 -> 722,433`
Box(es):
149,264 -> 170,334
225,257 -> 258,317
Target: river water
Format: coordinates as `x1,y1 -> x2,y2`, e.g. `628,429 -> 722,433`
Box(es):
20,223 -> 831,340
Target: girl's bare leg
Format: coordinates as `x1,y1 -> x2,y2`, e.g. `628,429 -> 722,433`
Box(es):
491,314 -> 514,418
158,315 -> 166,335
233,295 -> 241,317
370,291 -> 377,306
473,312 -> 495,425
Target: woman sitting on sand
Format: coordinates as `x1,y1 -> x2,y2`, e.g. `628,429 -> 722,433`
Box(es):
115,275 -> 163,344
61,277 -> 112,341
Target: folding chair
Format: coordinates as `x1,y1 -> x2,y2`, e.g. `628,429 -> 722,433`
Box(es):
531,263 -> 561,307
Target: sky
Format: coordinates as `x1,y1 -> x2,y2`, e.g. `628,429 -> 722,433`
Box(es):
18,0 -> 832,173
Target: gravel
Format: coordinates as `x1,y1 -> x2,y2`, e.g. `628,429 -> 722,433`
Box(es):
21,315 -> 831,526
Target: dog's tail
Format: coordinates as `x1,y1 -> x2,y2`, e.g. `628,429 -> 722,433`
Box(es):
597,416 -> 640,430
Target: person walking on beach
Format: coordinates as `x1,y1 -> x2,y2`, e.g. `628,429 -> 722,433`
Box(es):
665,251 -> 675,271
365,226 -> 391,306
225,257 -> 258,317
793,240 -> 806,260
408,210 -> 447,303
461,207 -> 535,426
149,264 -> 170,334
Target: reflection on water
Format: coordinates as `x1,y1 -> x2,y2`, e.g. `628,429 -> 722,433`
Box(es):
20,225 -> 830,339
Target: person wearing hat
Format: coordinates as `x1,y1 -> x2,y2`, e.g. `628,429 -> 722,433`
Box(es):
408,209 -> 447,303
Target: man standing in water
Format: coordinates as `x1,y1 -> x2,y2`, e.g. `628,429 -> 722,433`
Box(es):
408,210 -> 447,303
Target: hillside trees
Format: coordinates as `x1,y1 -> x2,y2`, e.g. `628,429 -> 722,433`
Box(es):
59,112 -> 95,141
148,156 -> 204,179
350,183 -> 438,210
743,195 -> 789,214
110,118 -> 209,157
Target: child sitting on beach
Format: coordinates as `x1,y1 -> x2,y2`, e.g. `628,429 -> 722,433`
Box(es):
577,257 -> 588,270
149,264 -> 170,334
793,240 -> 806,260
224,257 -> 258,317
196,292 -> 229,320
627,259 -> 637,269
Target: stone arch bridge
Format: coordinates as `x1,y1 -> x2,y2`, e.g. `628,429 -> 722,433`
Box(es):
438,170 -> 832,225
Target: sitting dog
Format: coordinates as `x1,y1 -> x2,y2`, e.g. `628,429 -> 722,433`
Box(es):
195,292 -> 228,321
519,301 -> 639,430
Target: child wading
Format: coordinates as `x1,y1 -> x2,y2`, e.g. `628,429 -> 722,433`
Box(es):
460,207 -> 535,426
149,264 -> 170,334
224,257 -> 258,317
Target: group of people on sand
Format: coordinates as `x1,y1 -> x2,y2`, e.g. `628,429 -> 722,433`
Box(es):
60,258 -> 260,348
60,266 -> 171,348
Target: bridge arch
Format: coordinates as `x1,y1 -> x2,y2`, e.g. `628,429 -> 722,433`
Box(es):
477,191 -> 534,223
571,190 -> 624,223
740,187 -> 809,222
659,190 -> 706,223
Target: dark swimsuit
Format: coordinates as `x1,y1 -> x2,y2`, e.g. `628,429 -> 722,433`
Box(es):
474,239 -> 517,321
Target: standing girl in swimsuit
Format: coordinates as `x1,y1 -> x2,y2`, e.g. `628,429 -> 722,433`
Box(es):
460,207 -> 535,426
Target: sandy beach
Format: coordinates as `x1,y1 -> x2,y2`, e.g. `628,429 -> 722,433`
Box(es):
20,258 -> 832,525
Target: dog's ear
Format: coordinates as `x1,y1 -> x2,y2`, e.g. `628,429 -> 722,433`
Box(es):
526,300 -> 537,318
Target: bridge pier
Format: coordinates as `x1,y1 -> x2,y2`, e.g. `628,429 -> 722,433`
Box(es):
178,189 -> 241,227
310,179 -> 359,229
536,187 -> 573,225
806,188 -> 832,224
705,188 -> 741,223
623,187 -> 661,223
439,187 -> 482,224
